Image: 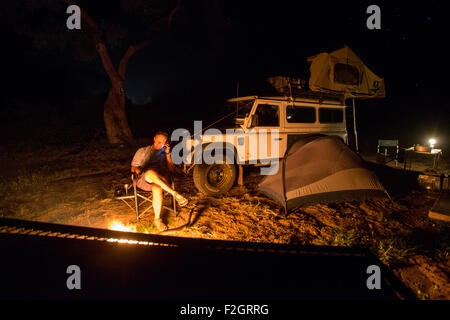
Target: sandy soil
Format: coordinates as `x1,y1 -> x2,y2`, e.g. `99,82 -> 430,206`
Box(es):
0,138 -> 448,300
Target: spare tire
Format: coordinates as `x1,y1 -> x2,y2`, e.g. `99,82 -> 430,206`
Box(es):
193,162 -> 236,196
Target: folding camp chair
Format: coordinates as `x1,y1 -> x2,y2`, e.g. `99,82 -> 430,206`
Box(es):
376,139 -> 404,166
115,173 -> 177,222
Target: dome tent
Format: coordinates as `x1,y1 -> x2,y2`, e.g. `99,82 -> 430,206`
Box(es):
258,135 -> 388,211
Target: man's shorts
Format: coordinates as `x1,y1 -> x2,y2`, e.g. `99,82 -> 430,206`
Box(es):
136,168 -> 169,191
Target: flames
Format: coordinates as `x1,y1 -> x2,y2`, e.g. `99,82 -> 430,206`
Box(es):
107,221 -> 137,244
109,220 -> 137,232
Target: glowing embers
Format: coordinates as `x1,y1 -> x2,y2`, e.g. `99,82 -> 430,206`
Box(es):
106,220 -> 176,247
105,237 -> 175,247
107,238 -> 152,245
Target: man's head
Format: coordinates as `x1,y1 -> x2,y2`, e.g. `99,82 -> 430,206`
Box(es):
153,131 -> 169,150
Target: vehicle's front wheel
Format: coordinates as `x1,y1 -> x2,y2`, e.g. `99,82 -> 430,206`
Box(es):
193,162 -> 236,196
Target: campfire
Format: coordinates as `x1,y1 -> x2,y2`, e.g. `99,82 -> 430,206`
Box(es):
108,220 -> 137,233
106,220 -> 163,246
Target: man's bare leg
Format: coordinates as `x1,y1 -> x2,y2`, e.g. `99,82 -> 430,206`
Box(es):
152,185 -> 163,219
145,170 -> 175,194
151,185 -> 167,232
144,170 -> 187,205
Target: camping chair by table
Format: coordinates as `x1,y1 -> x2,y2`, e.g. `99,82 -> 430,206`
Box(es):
115,173 -> 177,222
376,139 -> 404,167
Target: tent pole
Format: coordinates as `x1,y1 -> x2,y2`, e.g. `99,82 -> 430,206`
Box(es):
352,97 -> 359,152
282,158 -> 287,215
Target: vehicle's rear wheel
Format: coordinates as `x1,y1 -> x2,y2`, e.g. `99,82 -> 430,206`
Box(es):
193,162 -> 236,196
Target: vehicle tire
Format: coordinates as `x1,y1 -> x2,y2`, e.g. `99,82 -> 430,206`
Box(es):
193,161 -> 237,196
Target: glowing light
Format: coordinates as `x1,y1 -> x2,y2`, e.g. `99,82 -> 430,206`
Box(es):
108,220 -> 137,233
106,220 -> 172,246
107,221 -> 152,245
117,239 -> 139,244
429,138 -> 436,148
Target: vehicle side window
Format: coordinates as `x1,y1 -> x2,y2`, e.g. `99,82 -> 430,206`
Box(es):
254,104 -> 279,127
319,108 -> 343,123
286,105 -> 316,123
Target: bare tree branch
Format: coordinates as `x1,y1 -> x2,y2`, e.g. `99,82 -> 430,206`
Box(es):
95,41 -> 123,86
168,0 -> 182,27
118,40 -> 151,79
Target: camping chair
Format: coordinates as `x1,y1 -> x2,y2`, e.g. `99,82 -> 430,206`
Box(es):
376,139 -> 403,166
115,173 -> 177,222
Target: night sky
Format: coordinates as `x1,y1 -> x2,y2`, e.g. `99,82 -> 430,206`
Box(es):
2,0 -> 449,148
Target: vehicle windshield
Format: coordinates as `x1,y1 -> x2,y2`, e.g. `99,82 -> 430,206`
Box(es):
207,99 -> 255,130
232,99 -> 254,118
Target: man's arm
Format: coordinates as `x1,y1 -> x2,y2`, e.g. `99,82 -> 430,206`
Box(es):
131,146 -> 152,174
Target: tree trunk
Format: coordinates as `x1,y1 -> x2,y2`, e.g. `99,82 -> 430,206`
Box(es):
96,41 -> 149,145
103,85 -> 134,145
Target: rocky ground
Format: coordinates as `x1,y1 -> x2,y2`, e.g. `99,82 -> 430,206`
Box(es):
0,138 -> 448,300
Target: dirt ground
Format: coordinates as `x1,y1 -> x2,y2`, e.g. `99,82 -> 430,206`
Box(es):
0,138 -> 448,300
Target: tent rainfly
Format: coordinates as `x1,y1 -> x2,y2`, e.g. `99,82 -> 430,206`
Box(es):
258,135 -> 388,211
307,45 -> 385,99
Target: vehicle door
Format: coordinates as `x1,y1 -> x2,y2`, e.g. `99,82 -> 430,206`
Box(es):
246,101 -> 286,162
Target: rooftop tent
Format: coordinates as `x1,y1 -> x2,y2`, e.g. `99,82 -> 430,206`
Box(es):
258,135 -> 388,210
307,45 -> 385,99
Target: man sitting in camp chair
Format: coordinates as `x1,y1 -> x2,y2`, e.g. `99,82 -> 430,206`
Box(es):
131,131 -> 189,231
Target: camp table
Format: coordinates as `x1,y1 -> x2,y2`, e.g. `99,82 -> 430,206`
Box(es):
404,147 -> 442,171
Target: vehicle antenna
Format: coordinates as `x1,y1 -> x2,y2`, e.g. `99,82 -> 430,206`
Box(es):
236,80 -> 240,118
